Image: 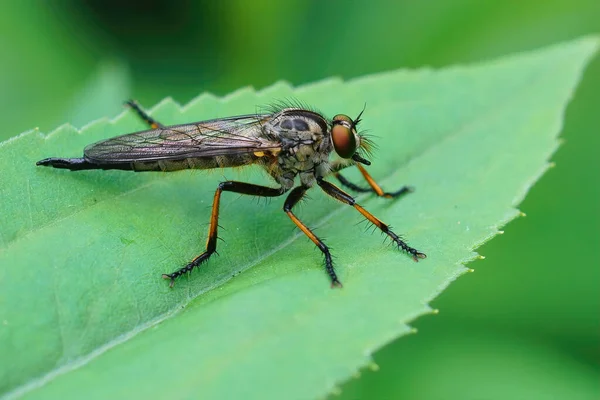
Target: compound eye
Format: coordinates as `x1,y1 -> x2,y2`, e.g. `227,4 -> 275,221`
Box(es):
331,120 -> 357,158
333,114 -> 353,124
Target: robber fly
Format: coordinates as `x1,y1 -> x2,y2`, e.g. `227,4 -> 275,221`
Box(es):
37,100 -> 426,287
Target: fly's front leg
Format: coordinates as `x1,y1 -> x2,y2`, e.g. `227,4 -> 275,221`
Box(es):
125,100 -> 165,129
354,164 -> 412,198
162,181 -> 286,287
329,160 -> 411,198
317,177 -> 426,261
334,173 -> 377,193
284,186 -> 342,288
333,162 -> 412,199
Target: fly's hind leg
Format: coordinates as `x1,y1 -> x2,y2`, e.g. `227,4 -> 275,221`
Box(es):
163,181 -> 286,287
284,186 -> 342,287
125,100 -> 165,129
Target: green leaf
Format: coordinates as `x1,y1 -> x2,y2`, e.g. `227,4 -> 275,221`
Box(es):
1,37 -> 597,399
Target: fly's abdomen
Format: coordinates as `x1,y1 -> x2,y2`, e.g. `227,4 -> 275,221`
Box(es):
37,154 -> 259,172
130,154 -> 257,172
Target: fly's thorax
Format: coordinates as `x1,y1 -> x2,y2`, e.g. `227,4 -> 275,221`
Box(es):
264,108 -> 329,164
265,108 -> 329,151
260,108 -> 333,189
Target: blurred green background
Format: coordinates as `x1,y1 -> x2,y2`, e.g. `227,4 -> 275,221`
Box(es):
1,0 -> 598,398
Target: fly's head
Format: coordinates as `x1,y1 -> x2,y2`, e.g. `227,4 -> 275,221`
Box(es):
330,109 -> 373,166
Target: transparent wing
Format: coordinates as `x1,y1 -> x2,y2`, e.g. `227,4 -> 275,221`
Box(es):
84,114 -> 281,163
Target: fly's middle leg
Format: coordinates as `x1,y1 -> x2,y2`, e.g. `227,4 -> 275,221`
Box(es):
284,186 -> 342,288
317,177 -> 426,261
125,100 -> 165,129
162,181 -> 286,287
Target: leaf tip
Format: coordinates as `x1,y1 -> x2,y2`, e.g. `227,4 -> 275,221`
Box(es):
580,34 -> 600,52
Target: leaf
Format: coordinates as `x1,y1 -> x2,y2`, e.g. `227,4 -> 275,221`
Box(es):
1,37 -> 597,399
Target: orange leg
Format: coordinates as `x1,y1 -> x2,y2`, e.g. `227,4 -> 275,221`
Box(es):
317,177 -> 426,261
162,181 -> 286,287
125,99 -> 165,130
334,164 -> 412,199
284,186 -> 342,287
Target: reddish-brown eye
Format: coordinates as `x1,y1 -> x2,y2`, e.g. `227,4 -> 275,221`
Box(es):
331,122 -> 357,158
